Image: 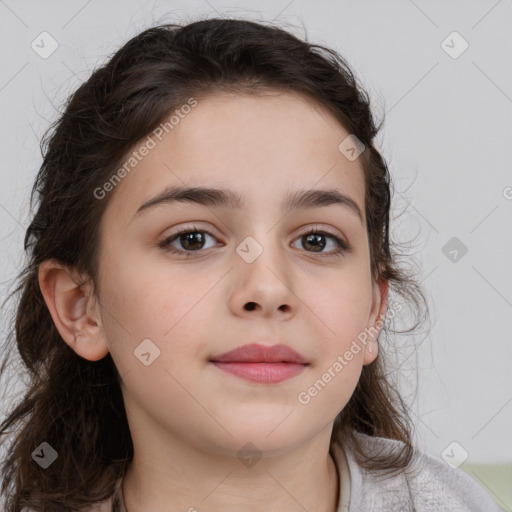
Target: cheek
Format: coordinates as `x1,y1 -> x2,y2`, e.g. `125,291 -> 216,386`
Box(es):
297,360 -> 362,420
296,283 -> 369,415
298,270 -> 372,345
99,256 -> 217,368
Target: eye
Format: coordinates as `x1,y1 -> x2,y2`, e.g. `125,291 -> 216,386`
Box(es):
291,228 -> 349,257
159,225 -> 219,256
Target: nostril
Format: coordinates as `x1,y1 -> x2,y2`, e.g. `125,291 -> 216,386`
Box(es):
245,302 -> 257,311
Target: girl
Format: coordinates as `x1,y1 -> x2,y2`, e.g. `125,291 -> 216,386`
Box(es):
0,17 -> 504,512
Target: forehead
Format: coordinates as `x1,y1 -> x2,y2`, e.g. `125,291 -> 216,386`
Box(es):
102,90 -> 366,226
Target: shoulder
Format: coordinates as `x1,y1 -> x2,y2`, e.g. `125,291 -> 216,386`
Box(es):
340,432 -> 504,512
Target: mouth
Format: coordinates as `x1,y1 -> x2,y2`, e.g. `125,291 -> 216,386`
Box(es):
209,343 -> 310,384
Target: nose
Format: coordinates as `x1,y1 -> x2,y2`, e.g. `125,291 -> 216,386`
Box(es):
228,234 -> 299,320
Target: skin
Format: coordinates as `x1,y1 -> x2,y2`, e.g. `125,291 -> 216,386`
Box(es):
39,90 -> 388,512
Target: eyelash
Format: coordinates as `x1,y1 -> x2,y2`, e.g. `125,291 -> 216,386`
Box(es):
158,225 -> 350,258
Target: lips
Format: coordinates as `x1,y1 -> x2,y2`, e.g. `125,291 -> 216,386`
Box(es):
209,343 -> 310,384
209,343 -> 309,365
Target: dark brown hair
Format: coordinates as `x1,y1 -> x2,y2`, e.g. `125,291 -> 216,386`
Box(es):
0,18 -> 429,511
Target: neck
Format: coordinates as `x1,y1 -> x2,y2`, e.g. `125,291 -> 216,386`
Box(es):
121,430 -> 340,512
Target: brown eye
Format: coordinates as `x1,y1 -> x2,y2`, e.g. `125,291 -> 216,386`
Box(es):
301,233 -> 327,252
176,231 -> 207,251
159,227 -> 218,256
291,230 -> 349,257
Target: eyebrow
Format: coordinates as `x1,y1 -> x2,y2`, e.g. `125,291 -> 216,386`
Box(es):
132,185 -> 364,224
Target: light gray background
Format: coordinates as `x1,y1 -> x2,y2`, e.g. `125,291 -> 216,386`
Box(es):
0,0 -> 511,470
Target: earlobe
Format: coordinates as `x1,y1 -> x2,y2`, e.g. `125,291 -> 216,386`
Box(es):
363,340 -> 378,365
38,259 -> 109,361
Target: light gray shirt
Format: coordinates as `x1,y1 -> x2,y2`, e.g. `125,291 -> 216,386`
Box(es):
334,431 -> 505,511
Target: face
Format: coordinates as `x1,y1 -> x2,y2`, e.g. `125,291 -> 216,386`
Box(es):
94,91 -> 385,457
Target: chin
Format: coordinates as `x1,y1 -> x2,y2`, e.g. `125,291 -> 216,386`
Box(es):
208,424 -> 307,457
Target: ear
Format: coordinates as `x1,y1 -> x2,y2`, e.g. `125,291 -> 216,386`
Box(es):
38,259 -> 109,361
363,276 -> 389,365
